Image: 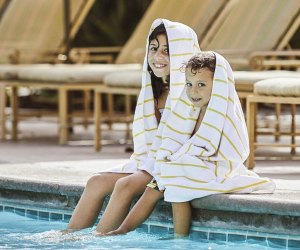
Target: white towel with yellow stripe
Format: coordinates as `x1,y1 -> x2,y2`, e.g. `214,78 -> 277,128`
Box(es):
153,52 -> 275,202
106,18 -> 200,175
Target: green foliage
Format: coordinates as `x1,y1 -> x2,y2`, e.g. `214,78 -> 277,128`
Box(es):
73,0 -> 152,47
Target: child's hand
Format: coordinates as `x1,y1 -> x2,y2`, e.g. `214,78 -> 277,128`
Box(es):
164,155 -> 171,161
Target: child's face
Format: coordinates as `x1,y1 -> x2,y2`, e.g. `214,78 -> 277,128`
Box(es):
148,34 -> 170,80
185,67 -> 213,108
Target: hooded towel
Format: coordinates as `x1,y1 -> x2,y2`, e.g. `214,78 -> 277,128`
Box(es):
106,19 -> 200,175
153,52 -> 275,202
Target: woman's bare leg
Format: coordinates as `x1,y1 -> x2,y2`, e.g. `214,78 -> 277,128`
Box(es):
172,202 -> 191,237
95,170 -> 152,233
106,187 -> 163,235
67,172 -> 129,230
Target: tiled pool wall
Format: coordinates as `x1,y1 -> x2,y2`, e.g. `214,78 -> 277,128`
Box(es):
1,199 -> 300,249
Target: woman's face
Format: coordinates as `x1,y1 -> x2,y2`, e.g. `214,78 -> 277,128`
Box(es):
148,34 -> 170,80
185,67 -> 213,108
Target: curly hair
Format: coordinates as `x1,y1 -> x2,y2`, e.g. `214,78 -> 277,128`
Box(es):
147,23 -> 170,101
183,51 -> 216,75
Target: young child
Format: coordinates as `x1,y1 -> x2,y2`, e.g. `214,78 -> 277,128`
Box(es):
67,19 -> 200,234
105,51 -> 275,236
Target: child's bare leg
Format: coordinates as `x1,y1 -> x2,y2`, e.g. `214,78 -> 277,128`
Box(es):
67,173 -> 129,230
107,187 -> 163,235
172,202 -> 192,237
96,170 -> 152,233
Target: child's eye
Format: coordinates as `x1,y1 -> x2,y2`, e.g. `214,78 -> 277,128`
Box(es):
198,83 -> 206,87
186,82 -> 192,87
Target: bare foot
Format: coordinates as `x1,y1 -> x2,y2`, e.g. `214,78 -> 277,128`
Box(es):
104,228 -> 127,236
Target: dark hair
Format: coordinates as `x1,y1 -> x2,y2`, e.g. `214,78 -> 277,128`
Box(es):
183,51 -> 216,75
147,23 -> 170,101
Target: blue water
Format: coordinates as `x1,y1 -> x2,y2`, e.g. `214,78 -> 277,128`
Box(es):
0,212 -> 283,249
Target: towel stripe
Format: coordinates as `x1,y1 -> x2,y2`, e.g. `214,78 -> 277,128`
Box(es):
226,114 -> 247,151
208,108 -> 225,118
162,136 -> 184,146
171,52 -> 194,57
195,134 -> 217,151
169,38 -> 193,42
202,122 -> 222,134
222,132 -> 243,159
137,98 -> 154,106
165,180 -> 270,193
160,147 -> 173,154
134,113 -> 155,122
178,98 -> 193,107
132,151 -> 147,156
160,175 -> 208,184
216,63 -> 226,70
212,93 -> 227,102
166,162 -> 209,169
173,111 -> 198,121
172,82 -> 185,86
215,78 -> 227,84
166,124 -> 192,135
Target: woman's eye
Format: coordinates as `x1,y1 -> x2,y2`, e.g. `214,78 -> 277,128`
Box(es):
164,48 -> 169,54
150,46 -> 157,51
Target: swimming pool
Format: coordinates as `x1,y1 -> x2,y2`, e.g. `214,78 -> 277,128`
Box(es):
1,203 -> 299,249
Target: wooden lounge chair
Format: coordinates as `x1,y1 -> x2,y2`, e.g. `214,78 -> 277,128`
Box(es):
0,1 -> 140,143
246,78 -> 300,169
0,0 -> 95,64
201,0 -> 300,70
116,0 -> 229,64
249,51 -> 300,71
0,63 -> 141,143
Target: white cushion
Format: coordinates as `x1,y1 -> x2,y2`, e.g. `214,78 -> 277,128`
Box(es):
18,64 -> 141,83
0,64 -> 142,83
0,64 -> 50,80
103,70 -> 142,88
254,78 -> 300,96
234,70 -> 300,84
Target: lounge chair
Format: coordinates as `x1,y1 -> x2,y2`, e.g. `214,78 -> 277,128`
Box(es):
246,78 -> 300,168
0,0 -> 95,64
201,0 -> 300,69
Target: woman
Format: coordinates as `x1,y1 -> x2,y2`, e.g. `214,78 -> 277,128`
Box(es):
67,19 -> 200,234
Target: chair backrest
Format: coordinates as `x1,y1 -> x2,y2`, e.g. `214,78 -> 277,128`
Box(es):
115,0 -> 229,64
201,0 -> 300,51
0,0 -> 95,64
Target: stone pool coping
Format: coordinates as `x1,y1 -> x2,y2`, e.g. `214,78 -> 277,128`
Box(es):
1,176 -> 300,217
0,159 -> 300,236
0,159 -> 300,216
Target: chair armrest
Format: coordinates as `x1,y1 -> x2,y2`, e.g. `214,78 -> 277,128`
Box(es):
249,50 -> 300,70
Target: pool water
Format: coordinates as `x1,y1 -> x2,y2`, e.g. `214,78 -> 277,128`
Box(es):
0,212 -> 289,249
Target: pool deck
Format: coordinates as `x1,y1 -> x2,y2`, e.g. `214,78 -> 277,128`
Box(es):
0,119 -> 300,235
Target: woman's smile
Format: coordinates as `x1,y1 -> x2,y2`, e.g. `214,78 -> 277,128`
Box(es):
153,63 -> 167,69
148,34 -> 170,78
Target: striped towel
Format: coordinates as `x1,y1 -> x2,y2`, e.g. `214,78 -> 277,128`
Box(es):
106,19 -> 200,175
153,52 -> 275,202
